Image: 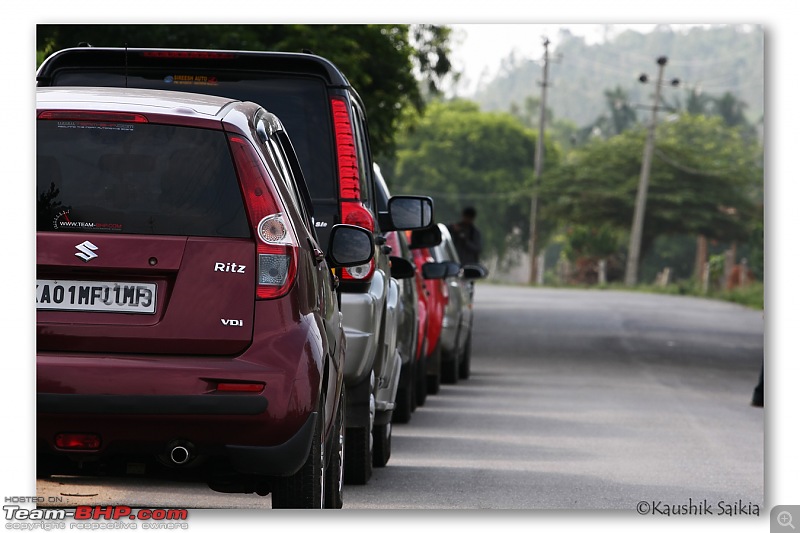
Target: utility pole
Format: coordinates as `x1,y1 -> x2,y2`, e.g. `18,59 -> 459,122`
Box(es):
527,37 -> 550,285
624,56 -> 674,286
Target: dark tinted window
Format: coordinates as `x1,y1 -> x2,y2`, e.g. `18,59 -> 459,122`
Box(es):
52,71 -> 336,200
350,103 -> 373,211
36,119 -> 249,237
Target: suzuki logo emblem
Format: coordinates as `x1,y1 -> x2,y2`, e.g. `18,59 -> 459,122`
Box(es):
75,240 -> 99,262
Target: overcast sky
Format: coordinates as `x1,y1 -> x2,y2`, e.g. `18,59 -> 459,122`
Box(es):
447,23 -> 708,96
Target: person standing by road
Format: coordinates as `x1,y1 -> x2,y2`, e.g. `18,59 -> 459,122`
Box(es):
448,206 -> 483,266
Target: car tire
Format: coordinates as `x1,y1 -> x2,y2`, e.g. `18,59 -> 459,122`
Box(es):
415,348 -> 428,407
441,351 -> 459,384
372,422 -> 391,468
393,364 -> 414,424
343,426 -> 372,485
409,362 -> 418,413
36,458 -> 54,479
426,340 -> 442,395
272,399 -> 325,509
458,331 -> 472,380
324,387 -> 345,509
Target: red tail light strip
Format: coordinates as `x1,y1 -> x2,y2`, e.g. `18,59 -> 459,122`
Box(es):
331,97 -> 360,200
330,97 -> 377,282
141,51 -> 236,60
38,110 -> 149,123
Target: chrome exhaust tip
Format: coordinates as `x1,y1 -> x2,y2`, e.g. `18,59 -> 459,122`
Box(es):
169,445 -> 191,465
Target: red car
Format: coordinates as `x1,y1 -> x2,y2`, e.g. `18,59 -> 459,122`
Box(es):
35,86 -> 375,509
410,246 -> 430,409
408,235 -> 452,398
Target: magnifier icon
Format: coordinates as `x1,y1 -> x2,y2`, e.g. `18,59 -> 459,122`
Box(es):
779,511 -> 796,529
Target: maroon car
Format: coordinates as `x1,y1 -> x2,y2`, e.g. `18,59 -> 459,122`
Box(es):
35,86 -> 375,509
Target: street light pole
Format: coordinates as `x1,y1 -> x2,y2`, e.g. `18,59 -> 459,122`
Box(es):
527,37 -> 550,285
624,56 -> 668,286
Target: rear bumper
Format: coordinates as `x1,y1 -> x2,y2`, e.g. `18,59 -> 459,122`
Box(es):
37,398 -> 317,477
224,412 -> 317,476
38,393 -> 268,415
36,313 -> 325,478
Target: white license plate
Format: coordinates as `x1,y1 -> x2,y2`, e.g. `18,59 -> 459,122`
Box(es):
36,280 -> 157,314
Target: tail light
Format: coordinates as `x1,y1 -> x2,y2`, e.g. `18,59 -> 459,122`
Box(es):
55,433 -> 101,450
227,134 -> 298,299
331,96 -> 376,281
38,110 -> 149,123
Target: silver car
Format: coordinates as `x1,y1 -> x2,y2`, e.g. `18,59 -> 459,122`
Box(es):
429,224 -> 486,383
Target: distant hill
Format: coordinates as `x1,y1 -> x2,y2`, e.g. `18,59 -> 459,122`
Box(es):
470,25 -> 764,129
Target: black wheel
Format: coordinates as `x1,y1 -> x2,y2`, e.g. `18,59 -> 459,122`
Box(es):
409,362 -> 418,413
415,351 -> 428,407
324,387 -> 345,509
458,331 -> 472,380
426,340 -> 442,395
392,364 -> 414,424
36,457 -> 54,479
372,422 -> 391,468
272,401 -> 325,509
343,425 -> 372,485
441,351 -> 459,384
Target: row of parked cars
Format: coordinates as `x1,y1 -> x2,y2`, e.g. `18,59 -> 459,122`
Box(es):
34,46 -> 486,509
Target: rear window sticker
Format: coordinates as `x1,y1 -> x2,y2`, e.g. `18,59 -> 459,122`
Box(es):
53,210 -> 122,232
164,74 -> 219,86
56,121 -> 135,132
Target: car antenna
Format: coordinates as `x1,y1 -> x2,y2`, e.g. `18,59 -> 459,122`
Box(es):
124,43 -> 129,88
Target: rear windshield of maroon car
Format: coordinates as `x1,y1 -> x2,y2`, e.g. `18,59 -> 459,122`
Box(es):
37,119 -> 250,237
50,71 -> 336,201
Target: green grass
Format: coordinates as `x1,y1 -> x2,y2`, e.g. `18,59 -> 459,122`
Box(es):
593,280 -> 764,310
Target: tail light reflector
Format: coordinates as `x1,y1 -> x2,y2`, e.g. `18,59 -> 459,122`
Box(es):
228,134 -> 298,299
216,382 -> 265,393
55,433 -> 101,450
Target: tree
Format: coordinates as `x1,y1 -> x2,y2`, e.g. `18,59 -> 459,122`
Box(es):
685,87 -> 715,115
36,24 -> 454,159
508,96 -> 578,156
390,99 -> 561,263
543,113 -> 761,264
603,86 -> 638,136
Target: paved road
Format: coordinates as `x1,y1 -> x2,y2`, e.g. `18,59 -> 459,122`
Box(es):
37,285 -> 764,512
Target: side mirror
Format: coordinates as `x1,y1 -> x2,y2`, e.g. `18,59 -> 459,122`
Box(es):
422,262 -> 448,280
389,256 -> 416,279
462,264 -> 487,280
327,224 -> 375,267
381,195 -> 434,231
422,261 -> 460,279
443,261 -> 461,278
408,225 -> 442,249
